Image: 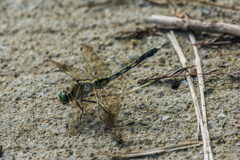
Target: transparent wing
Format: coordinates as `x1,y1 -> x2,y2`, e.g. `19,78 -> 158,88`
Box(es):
81,45 -> 112,79
97,86 -> 121,142
48,59 -> 88,80
98,87 -> 120,129
66,99 -> 99,136
91,80 -> 120,130
66,85 -> 120,136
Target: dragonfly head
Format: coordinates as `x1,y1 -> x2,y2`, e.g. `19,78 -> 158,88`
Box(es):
58,90 -> 70,104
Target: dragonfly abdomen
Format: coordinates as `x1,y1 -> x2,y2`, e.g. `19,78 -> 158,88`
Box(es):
104,46 -> 161,85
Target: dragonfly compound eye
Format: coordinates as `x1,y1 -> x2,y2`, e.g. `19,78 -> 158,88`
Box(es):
58,90 -> 70,104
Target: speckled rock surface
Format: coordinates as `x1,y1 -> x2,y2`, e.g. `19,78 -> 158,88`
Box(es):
0,0 -> 239,159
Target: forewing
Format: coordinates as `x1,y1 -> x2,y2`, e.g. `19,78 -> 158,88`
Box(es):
81,45 -> 112,79
48,59 -> 87,80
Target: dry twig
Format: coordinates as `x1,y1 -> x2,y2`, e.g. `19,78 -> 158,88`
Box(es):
224,71 -> 240,77
190,0 -> 240,11
78,0 -> 128,8
147,0 -> 168,5
144,15 -> 240,37
113,27 -> 163,39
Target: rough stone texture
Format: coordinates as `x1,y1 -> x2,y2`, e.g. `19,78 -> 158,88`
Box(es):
0,0 -> 239,159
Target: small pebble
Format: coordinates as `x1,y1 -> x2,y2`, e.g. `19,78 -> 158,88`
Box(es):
218,113 -> 226,117
156,92 -> 164,98
126,122 -> 135,126
123,112 -> 131,115
163,115 -> 169,120
130,39 -> 137,45
15,97 -> 22,101
159,58 -> 165,64
90,153 -> 94,157
129,127 -> 134,132
205,89 -> 215,95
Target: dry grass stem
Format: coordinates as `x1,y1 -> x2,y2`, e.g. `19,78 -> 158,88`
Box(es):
144,15 -> 240,37
167,30 -> 209,159
129,81 -> 154,93
188,32 -> 213,160
113,141 -> 203,158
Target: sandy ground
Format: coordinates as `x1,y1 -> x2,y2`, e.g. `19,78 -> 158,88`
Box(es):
0,0 -> 240,159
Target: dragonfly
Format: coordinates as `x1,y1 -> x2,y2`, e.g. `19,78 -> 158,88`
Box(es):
48,45 -> 162,136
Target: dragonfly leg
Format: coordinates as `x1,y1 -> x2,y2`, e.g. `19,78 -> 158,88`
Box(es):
76,100 -> 84,123
98,103 -> 108,113
82,99 -> 108,113
81,100 -> 106,122
82,100 -> 97,104
67,87 -> 73,101
82,99 -> 108,121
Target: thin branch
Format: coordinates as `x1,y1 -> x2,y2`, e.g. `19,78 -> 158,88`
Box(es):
137,66 -> 194,84
144,15 -> 240,37
137,68 -> 227,84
